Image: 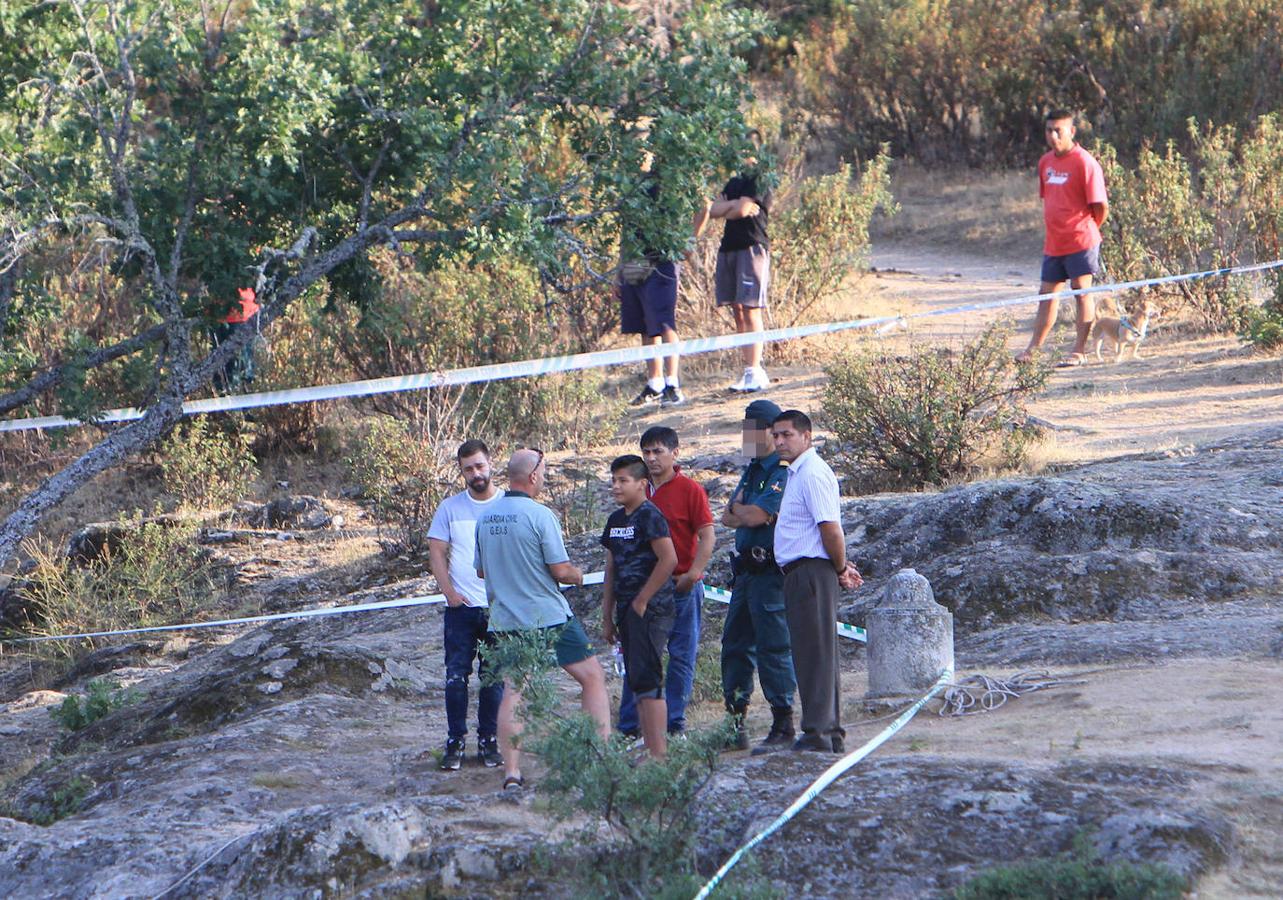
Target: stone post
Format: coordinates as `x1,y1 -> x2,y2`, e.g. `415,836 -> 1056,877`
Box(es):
865,568 -> 953,700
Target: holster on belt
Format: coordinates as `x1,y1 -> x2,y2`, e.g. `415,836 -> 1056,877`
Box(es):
732,546 -> 778,576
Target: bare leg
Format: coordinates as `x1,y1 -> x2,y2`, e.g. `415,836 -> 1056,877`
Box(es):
735,305 -> 764,369
1020,281 -> 1065,359
498,684 -> 523,781
1070,275 -> 1095,357
638,697 -> 668,759
643,334 -> 662,382
659,326 -> 680,381
563,656 -> 611,740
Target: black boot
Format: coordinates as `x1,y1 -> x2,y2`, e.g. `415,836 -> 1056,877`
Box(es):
751,706 -> 795,756
724,703 -> 750,751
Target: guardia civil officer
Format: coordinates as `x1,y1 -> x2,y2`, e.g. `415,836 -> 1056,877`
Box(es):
720,399 -> 797,752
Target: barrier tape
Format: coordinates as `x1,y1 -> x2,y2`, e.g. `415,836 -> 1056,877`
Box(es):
4,258 -> 1281,433
0,571 -> 866,645
692,669 -> 952,900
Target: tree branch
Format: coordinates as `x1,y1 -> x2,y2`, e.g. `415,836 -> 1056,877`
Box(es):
0,322 -> 167,417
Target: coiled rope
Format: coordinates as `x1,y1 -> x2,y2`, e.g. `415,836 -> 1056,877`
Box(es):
937,670 -> 1085,716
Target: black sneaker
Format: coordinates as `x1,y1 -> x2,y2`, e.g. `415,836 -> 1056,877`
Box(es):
440,737 -> 465,771
630,385 -> 662,406
660,385 -> 685,405
478,736 -> 503,768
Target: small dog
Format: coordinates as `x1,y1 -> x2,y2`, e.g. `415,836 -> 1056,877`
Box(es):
1093,299 -> 1159,362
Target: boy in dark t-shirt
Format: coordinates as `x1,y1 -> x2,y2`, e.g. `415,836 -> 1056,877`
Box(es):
601,454 -> 677,759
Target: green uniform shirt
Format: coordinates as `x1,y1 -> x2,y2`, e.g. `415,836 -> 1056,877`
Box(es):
732,453 -> 789,553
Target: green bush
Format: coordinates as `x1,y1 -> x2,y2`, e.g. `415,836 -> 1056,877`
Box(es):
954,852 -> 1185,900
158,415 -> 257,512
49,679 -> 139,731
791,0 -> 1283,166
822,325 -> 1050,489
483,630 -> 733,896
770,150 -> 898,327
344,415 -> 453,558
1099,116 -> 1283,334
1243,299 -> 1283,352
19,515 -> 226,661
21,774 -> 95,826
323,251 -> 621,448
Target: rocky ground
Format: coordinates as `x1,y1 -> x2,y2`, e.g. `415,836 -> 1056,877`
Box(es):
2,419 -> 1281,898
3,207 -> 1283,896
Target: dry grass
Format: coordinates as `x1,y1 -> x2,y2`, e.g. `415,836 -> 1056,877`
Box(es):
872,164 -> 1041,259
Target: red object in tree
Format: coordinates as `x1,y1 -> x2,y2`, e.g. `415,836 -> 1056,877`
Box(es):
224,287 -> 260,324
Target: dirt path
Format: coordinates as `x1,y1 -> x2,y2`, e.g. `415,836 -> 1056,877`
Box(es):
622,240 -> 1283,471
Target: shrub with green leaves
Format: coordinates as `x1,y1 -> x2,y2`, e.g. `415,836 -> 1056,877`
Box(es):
49,679 -> 139,732
344,416 -> 453,558
1244,301 -> 1283,352
1099,115 -> 1283,335
954,851 -> 1185,900
823,325 -> 1050,489
770,150 -> 898,328
483,629 -> 732,896
21,775 -> 95,827
19,516 -> 225,662
158,416 -> 257,512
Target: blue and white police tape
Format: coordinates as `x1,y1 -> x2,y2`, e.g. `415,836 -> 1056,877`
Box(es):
4,257 -> 1281,433
0,572 -> 866,644
692,668 -> 953,900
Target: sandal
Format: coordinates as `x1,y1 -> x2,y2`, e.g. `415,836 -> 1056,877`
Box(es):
502,774 -> 525,791
1055,353 -> 1086,368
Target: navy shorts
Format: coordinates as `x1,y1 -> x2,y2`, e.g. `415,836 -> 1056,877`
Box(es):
619,261 -> 679,337
1041,245 -> 1102,284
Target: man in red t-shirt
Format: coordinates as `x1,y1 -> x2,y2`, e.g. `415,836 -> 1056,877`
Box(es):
616,425 -> 715,738
1019,109 -> 1109,366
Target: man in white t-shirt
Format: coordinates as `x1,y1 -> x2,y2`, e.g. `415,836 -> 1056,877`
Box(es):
428,439 -> 504,771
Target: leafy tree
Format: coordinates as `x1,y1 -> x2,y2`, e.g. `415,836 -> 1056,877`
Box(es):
0,0 -> 759,568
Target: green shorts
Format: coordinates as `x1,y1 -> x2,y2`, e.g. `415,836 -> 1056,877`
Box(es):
550,616 -> 596,667
490,616 -> 596,677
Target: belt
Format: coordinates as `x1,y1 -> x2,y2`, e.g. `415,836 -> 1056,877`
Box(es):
780,557 -> 826,574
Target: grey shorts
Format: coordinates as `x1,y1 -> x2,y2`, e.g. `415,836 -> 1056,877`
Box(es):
715,245 -> 770,308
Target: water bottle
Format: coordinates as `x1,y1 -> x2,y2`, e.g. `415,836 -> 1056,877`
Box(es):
612,643 -> 626,678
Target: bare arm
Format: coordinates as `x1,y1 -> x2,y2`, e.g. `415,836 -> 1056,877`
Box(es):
632,537 -> 677,615
602,551 -> 618,645
709,197 -> 760,220
428,538 -> 465,608
819,521 -> 864,589
1090,201 -> 1108,226
818,521 -> 847,572
547,560 -> 584,587
692,198 -> 711,238
675,524 -> 715,592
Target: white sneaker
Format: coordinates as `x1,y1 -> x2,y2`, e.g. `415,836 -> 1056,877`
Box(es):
743,367 -> 770,392
728,368 -> 753,392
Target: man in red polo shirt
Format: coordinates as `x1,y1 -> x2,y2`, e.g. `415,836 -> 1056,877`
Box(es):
1019,108 -> 1109,366
616,425 -> 715,738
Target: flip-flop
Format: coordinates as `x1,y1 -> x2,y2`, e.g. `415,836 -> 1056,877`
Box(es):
1055,354 -> 1086,368
502,774 -> 525,791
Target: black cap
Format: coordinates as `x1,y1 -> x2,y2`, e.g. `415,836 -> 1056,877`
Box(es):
744,399 -> 782,428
